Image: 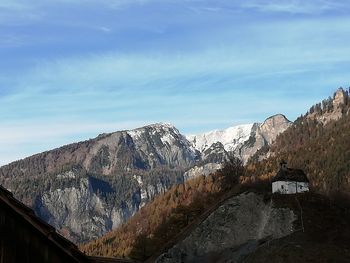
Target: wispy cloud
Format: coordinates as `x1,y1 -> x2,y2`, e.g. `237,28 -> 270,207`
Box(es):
239,0 -> 345,15
0,1 -> 30,11
97,26 -> 112,32
0,34 -> 27,47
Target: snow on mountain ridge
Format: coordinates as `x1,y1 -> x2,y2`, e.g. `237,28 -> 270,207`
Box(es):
187,123 -> 255,152
127,122 -> 199,160
127,122 -> 176,138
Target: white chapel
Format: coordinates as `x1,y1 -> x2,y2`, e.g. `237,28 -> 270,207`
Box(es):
272,161 -> 309,194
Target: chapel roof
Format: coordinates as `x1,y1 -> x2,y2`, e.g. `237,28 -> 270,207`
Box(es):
272,168 -> 309,183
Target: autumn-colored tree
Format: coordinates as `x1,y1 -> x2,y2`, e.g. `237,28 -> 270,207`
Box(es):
219,156 -> 244,189
129,234 -> 154,261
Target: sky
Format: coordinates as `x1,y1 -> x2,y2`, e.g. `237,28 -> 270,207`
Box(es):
1,0 -> 350,165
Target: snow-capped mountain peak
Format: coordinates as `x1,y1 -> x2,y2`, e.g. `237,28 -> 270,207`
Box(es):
187,123 -> 255,152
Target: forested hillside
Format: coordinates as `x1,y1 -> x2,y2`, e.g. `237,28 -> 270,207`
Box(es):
247,88 -> 350,195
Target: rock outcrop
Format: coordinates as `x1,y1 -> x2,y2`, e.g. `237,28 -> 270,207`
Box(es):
183,163 -> 223,181
238,114 -> 292,163
156,192 -> 295,263
333,88 -> 346,108
306,88 -> 349,125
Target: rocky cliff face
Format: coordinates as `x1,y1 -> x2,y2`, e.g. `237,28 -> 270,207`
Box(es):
238,114 -> 292,163
34,176 -> 125,243
32,167 -> 177,243
156,192 -> 295,263
126,123 -> 199,169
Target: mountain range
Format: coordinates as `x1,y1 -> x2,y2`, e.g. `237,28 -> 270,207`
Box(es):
0,113 -> 290,243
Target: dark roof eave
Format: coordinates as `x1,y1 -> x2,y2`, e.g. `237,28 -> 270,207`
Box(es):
0,185 -> 90,262
271,168 -> 309,183
272,179 -> 310,183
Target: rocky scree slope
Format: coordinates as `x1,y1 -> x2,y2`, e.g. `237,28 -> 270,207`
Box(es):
155,192 -> 295,263
154,191 -> 350,263
245,192 -> 350,263
154,189 -> 350,263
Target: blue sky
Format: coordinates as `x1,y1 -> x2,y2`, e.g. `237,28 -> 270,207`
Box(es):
1,0 -> 350,165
